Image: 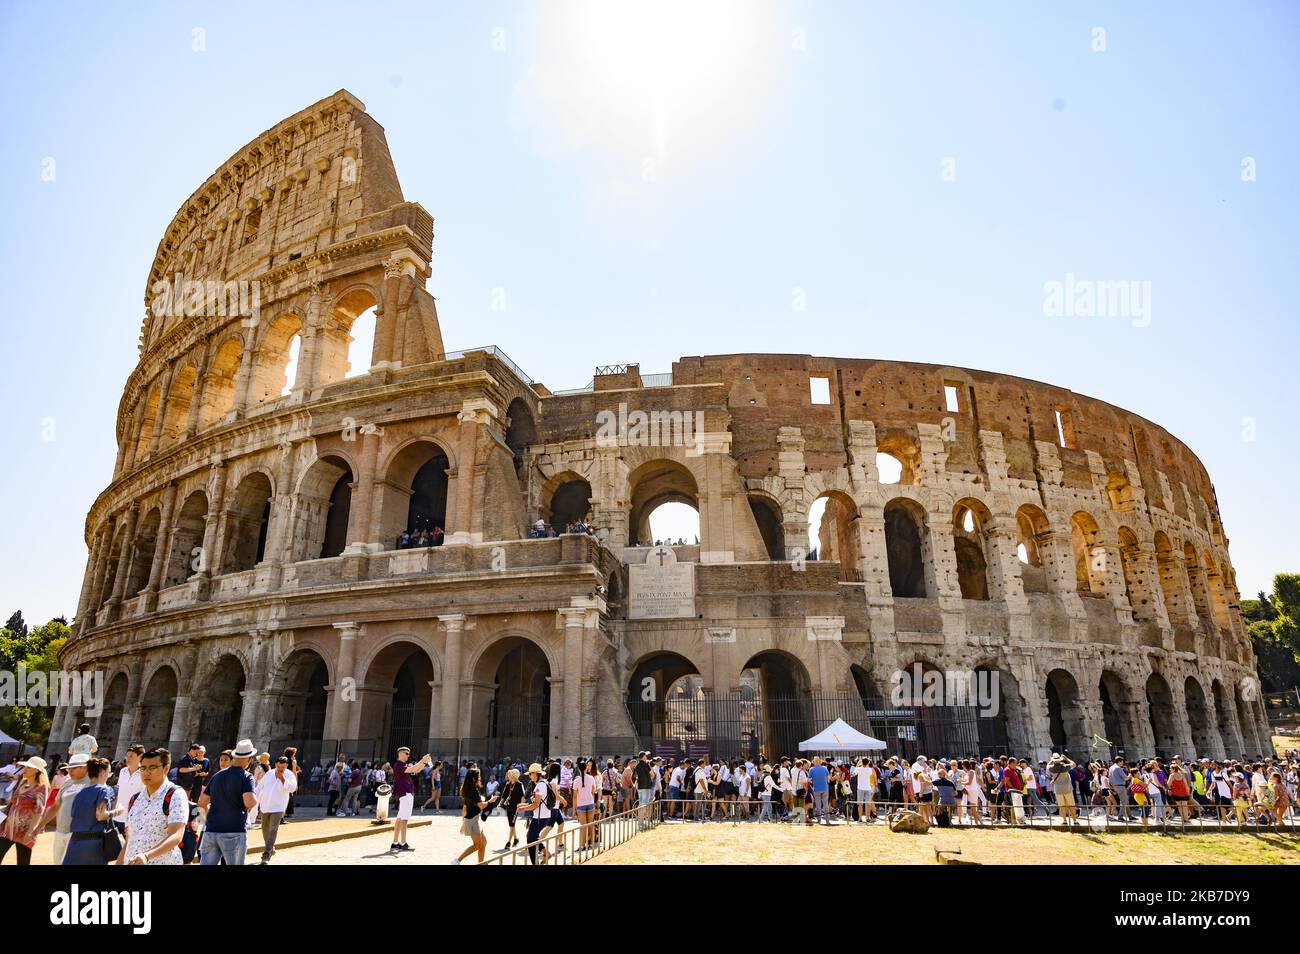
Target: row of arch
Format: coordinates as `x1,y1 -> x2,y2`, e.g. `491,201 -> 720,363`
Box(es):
122,287 -> 378,472
86,633 -> 557,763
623,650 -> 1270,762
535,454 -> 1238,638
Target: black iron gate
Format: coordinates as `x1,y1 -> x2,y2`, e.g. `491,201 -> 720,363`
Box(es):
625,691 -> 1005,761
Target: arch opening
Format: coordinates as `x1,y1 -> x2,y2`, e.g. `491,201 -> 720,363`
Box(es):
953,501 -> 991,600
138,666 -> 178,748
809,492 -> 861,581
1044,669 -> 1088,758
741,651 -> 811,762
627,460 -> 699,547
165,491 -> 208,586
548,478 -> 593,534
193,655 -> 247,751
1145,673 -> 1176,760
198,336 -> 243,430
222,473 -> 273,573
748,495 -> 784,560
884,498 -> 928,597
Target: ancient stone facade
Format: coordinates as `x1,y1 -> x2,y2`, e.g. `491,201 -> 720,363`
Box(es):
53,91 -> 1271,766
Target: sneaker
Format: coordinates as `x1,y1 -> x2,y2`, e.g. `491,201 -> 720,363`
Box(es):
389,844 -> 400,852
398,843 -> 415,852
450,859 -> 460,865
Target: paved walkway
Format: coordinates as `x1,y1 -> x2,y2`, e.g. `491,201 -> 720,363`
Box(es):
12,807 -> 442,866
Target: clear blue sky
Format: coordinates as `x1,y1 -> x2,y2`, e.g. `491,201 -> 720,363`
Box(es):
2,1 -> 1296,625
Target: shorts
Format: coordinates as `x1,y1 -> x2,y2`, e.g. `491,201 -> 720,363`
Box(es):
460,815 -> 481,837
638,788 -> 654,806
856,789 -> 874,803
1055,790 -> 1076,808
397,793 -> 414,820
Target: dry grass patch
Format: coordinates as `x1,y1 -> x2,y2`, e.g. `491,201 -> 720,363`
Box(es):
588,822 -> 1300,866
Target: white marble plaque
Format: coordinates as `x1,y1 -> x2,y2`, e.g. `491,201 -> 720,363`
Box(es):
629,546 -> 696,619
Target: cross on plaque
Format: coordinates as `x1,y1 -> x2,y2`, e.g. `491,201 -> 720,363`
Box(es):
653,547 -> 671,566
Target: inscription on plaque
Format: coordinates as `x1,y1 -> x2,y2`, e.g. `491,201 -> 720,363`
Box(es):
629,546 -> 696,619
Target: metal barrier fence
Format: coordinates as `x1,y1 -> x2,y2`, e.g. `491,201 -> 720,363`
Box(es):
479,801 -> 663,865
648,796 -> 1299,834
480,791 -> 1300,868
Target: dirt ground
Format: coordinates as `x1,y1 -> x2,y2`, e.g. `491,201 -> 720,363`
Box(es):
588,820 -> 1300,866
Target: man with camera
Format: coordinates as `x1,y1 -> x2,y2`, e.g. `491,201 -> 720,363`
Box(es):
391,746 -> 430,852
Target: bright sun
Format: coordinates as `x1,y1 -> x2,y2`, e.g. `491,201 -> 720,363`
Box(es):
520,0 -> 785,168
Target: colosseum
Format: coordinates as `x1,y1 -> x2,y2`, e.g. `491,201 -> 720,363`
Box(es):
52,90 -> 1271,771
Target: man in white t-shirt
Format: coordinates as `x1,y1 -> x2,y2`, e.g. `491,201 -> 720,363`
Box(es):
114,744 -> 146,832
68,724 -> 98,757
778,759 -> 794,818
522,763 -> 552,864
853,759 -> 877,821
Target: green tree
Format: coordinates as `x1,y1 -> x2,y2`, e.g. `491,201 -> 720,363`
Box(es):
1249,574 -> 1300,691
0,615 -> 70,746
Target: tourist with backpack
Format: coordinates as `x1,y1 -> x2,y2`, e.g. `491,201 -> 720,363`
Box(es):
119,748 -> 189,865
521,762 -> 555,864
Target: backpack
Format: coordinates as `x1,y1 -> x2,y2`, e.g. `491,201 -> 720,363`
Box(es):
543,781 -> 557,811
128,784 -> 199,863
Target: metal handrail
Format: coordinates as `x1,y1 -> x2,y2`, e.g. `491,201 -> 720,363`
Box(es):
477,800 -> 662,865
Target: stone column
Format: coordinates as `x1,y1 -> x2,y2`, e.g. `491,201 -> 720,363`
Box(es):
294,283 -> 326,394
114,657 -> 145,760
183,337 -> 211,439
327,622 -> 362,741
141,483 -> 178,613
438,615 -> 466,738
196,461 -> 226,593
83,518 -> 117,632
148,368 -> 175,454
105,505 -> 139,622
231,336 -> 258,416
237,632 -> 271,743
928,517 -> 966,640
446,401 -> 495,545
259,442 -> 298,584
74,530 -> 106,631
1008,653 -> 1052,762
558,608 -> 588,753
374,255 -> 415,371
698,431 -> 736,564
344,429 -> 381,553
123,399 -> 148,471
168,643 -> 201,745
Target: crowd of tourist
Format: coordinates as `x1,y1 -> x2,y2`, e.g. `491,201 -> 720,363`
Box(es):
1,722 -> 1295,867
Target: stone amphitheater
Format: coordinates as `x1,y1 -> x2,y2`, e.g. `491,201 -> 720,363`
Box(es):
51,90 -> 1271,769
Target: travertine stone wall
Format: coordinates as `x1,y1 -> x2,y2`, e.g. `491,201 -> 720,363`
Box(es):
53,92 -> 1269,766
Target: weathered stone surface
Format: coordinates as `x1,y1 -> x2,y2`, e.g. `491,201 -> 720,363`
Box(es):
53,92 -> 1271,768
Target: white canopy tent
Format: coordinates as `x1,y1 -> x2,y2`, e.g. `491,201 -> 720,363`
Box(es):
798,718 -> 887,753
